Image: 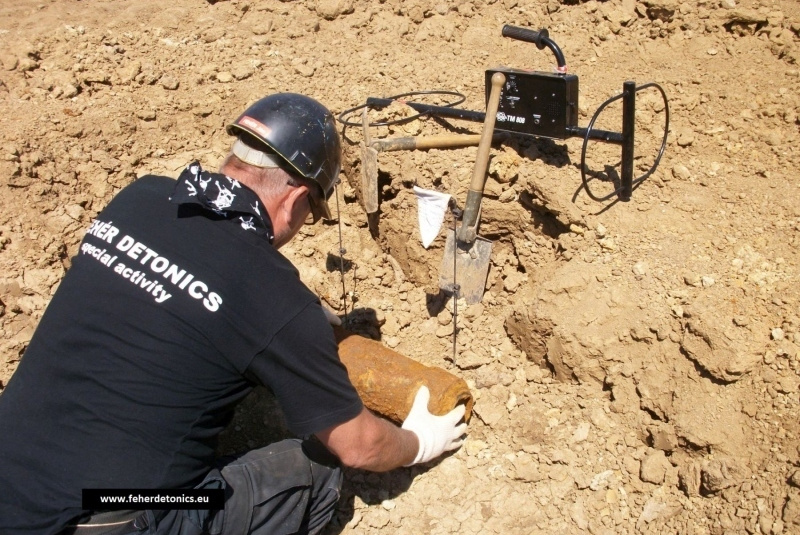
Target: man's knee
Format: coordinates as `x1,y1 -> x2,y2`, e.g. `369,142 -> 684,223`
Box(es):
218,439 -> 343,534
302,439 -> 343,532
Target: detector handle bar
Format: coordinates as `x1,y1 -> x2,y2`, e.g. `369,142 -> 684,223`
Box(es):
501,25 -> 567,72
364,97 -> 621,143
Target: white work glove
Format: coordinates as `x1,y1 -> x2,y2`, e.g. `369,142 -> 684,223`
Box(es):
322,305 -> 342,326
401,386 -> 467,465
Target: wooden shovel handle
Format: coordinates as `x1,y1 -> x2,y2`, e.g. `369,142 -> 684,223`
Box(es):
469,72 -> 506,193
458,72 -> 506,242
373,134 -> 483,152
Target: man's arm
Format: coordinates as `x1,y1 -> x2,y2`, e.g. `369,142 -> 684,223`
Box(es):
315,407 -> 419,471
315,386 -> 467,472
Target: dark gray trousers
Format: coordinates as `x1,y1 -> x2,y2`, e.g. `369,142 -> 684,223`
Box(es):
139,439 -> 343,535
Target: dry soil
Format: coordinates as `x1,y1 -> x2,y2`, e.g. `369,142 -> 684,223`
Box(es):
2,1 -> 800,534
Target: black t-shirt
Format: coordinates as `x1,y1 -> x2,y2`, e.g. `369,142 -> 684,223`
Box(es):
0,171 -> 362,533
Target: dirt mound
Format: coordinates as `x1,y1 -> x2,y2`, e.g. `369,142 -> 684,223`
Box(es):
2,0 -> 800,533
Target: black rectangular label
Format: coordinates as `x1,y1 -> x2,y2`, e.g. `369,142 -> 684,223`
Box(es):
82,488 -> 224,510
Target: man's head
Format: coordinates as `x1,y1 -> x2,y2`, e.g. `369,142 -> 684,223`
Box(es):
225,93 -> 341,223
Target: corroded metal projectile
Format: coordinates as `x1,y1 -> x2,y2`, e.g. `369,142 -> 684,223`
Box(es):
334,327 -> 474,425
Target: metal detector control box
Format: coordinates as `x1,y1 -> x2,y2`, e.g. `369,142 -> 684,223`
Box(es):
485,68 -> 578,140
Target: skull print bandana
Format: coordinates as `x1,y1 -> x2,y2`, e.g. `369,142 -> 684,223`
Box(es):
170,161 -> 275,243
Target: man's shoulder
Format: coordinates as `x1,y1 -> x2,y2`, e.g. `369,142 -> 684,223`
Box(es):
104,174 -> 176,209
127,174 -> 177,191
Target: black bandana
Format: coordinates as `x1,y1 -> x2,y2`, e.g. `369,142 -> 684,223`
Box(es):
169,161 -> 275,243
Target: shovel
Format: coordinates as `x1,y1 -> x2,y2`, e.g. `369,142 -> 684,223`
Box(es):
438,72 -> 506,305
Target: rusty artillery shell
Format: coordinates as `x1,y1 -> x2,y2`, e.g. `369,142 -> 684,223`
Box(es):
334,327 -> 473,424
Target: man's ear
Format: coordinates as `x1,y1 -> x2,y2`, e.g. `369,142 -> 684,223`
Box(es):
281,183 -> 310,219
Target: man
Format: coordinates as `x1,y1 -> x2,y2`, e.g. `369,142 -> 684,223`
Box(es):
0,93 -> 467,534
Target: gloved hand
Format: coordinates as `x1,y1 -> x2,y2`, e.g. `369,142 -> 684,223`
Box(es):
401,386 -> 467,465
322,305 -> 342,326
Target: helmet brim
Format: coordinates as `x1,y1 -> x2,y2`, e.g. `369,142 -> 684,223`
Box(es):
307,189 -> 332,223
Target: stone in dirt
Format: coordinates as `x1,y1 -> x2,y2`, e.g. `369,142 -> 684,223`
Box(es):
640,449 -> 671,484
679,461 -> 702,497
784,492 -> 800,526
700,458 -> 745,495
680,316 -> 761,383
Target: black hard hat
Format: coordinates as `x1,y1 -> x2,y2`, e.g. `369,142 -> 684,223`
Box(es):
226,93 -> 341,220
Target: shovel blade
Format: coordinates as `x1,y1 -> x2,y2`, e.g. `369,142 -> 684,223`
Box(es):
438,230 -> 493,305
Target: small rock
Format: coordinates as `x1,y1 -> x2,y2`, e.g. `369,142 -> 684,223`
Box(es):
136,109 -> 156,121
503,271 -> 525,293
677,130 -> 695,147
778,377 -> 799,394
232,63 -> 255,81
0,53 -> 18,71
589,407 -> 613,430
498,188 -> 517,203
633,262 -> 648,276
294,64 -> 315,78
733,316 -> 750,327
512,453 -> 544,482
160,75 -> 179,90
201,27 -> 225,43
506,393 -> 517,412
18,57 -> 39,72
572,422 -> 591,443
672,163 -> 691,180
772,328 -> 785,341
435,324 -> 453,338
570,499 -> 589,530
465,439 -> 487,456
649,425 -> 679,452
316,0 -> 355,20
623,456 -> 640,477
766,131 -> 783,147
679,462 -> 702,497
589,470 -> 614,490
701,458 -> 742,494
640,450 -> 670,484
684,273 -> 701,286
599,238 -> 616,251
681,318 -> 760,382
762,368 -> 779,383
636,497 -> 670,529
741,403 -> 758,417
783,493 -> 800,525
472,399 -> 505,427
569,223 -> 584,235
759,514 -> 774,535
